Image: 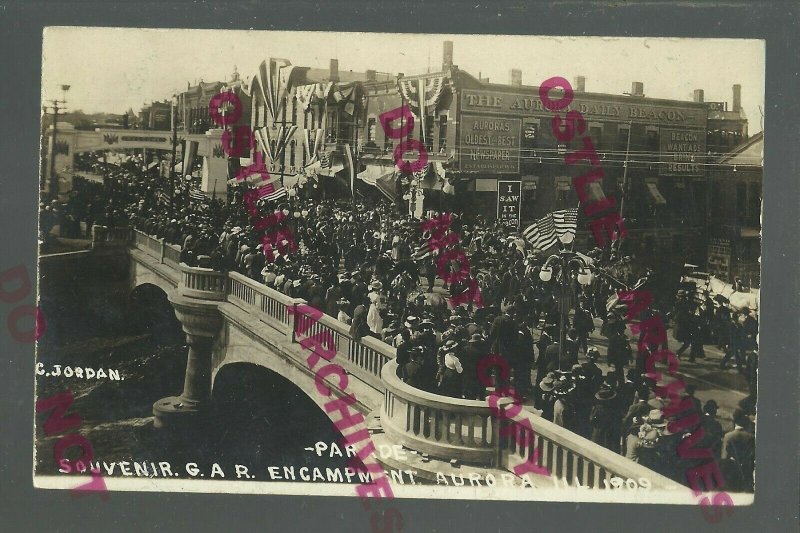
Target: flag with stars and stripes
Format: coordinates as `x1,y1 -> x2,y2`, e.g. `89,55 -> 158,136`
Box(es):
260,186 -> 287,203
552,208 -> 578,239
188,189 -> 205,202
412,241 -> 433,261
523,213 -> 557,251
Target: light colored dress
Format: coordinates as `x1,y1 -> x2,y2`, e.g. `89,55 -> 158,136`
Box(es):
367,291 -> 384,334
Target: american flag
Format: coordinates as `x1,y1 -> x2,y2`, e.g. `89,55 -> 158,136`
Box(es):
189,189 -> 205,202
523,208 -> 578,250
261,187 -> 287,202
412,241 -> 433,261
523,213 -> 558,251
553,208 -> 578,238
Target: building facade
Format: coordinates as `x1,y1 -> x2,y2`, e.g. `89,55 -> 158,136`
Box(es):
706,131 -> 762,287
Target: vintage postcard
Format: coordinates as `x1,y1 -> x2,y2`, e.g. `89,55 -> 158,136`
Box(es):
34,28 -> 762,511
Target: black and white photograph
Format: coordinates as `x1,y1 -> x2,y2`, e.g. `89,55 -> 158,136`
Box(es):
34,28 -> 763,507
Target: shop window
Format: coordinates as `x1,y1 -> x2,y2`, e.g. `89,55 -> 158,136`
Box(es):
556,179 -> 571,209
711,180 -> 722,218
736,182 -> 747,215
646,128 -> 659,151
425,115 -> 434,153
326,110 -> 338,142
589,125 -> 603,146
438,115 -> 448,153
367,118 -> 377,143
291,97 -> 297,125
618,126 -> 630,150
748,181 -> 761,219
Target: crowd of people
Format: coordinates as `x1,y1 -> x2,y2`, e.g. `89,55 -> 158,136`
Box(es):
47,156 -> 757,492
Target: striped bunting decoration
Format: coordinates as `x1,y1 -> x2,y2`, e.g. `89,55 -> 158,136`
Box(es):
522,213 -> 558,251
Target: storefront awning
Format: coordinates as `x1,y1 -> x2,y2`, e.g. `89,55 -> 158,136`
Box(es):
358,164 -> 397,201
646,182 -> 667,204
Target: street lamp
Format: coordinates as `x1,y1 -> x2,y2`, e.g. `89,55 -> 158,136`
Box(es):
539,232 -> 593,371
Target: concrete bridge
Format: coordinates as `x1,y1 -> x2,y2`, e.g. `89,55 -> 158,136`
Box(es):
58,226 -> 683,489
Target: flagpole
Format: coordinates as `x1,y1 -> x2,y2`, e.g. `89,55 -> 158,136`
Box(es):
353,87 -> 359,206
617,120 -> 633,228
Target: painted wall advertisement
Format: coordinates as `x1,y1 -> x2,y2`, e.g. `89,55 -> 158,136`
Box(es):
459,115 -> 521,173
497,180 -> 522,228
659,128 -> 706,176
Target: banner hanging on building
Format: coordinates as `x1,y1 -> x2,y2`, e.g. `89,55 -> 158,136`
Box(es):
497,180 -> 521,228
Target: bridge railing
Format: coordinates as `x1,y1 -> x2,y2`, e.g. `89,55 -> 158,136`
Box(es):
381,359 -> 497,464
133,229 -> 164,261
380,360 -> 683,489
292,306 -> 394,391
179,264 -> 227,301
226,272 -> 394,391
498,408 -> 683,490
91,225 -> 133,247
227,272 -> 293,335
163,243 -> 182,269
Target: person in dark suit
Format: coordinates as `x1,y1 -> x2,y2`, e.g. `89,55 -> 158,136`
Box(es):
607,328 -> 632,382
461,333 -> 487,400
488,306 -> 519,387
560,328 -> 579,370
721,412 -> 756,492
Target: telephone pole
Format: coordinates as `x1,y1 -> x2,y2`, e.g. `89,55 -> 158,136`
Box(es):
43,84 -> 70,199
169,93 -> 178,213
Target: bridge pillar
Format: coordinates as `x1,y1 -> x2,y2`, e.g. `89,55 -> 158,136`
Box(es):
153,292 -> 223,430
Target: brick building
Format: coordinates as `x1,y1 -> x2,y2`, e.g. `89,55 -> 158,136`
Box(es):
706,131 -> 762,287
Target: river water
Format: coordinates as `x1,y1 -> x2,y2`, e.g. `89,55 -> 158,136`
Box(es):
34,313 -> 353,483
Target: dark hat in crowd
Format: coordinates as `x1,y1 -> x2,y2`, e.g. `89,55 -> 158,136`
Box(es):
704,399 -> 719,415
419,319 -> 434,330
442,339 -> 458,351
404,316 -> 420,329
586,347 -> 600,360
595,387 -> 617,402
468,333 -> 485,344
448,315 -> 464,325
553,378 -> 575,396
539,376 -> 556,392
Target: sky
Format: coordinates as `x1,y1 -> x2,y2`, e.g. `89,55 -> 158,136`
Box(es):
42,28 -> 764,132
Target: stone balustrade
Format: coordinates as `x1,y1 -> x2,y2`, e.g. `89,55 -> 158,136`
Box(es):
381,359 -> 498,464
498,406 -> 684,490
